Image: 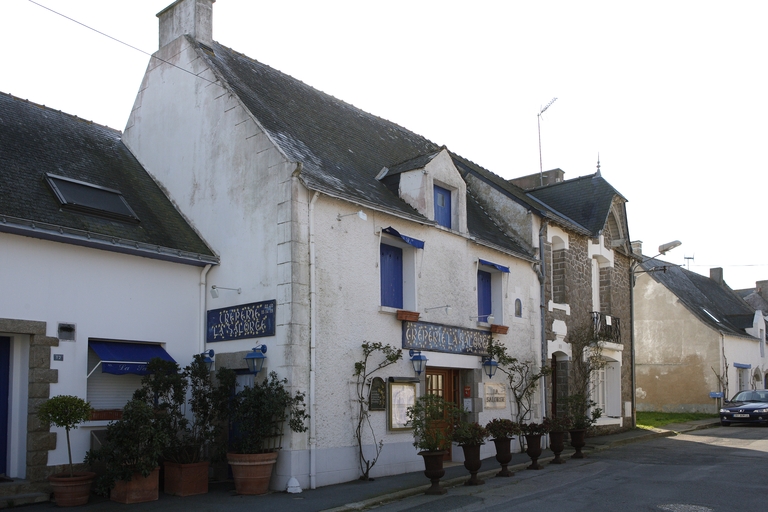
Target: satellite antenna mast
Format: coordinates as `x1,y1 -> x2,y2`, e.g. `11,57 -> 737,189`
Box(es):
538,97 -> 557,187
684,255 -> 694,270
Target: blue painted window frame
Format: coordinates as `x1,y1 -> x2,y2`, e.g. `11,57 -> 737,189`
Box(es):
477,270 -> 492,322
434,185 -> 452,228
380,243 -> 404,308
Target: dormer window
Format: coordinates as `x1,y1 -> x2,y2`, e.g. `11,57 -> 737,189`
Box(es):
433,185 -> 451,228
45,173 -> 139,223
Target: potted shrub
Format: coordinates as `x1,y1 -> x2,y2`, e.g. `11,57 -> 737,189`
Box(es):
405,394 -> 459,495
85,399 -> 168,503
37,395 -> 95,507
562,394 -> 602,459
485,418 -> 521,477
133,356 -> 228,496
543,415 -> 573,464
451,420 -> 489,486
520,421 -> 550,470
222,369 -> 309,495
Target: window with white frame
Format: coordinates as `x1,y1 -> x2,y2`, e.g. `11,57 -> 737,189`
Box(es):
476,259 -> 509,324
379,227 -> 422,311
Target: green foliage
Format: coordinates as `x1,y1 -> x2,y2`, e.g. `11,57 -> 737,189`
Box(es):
406,394 -> 459,452
520,421 -> 550,436
86,399 -> 169,495
487,339 -> 550,422
37,395 -> 92,477
636,411 -> 718,429
450,421 -> 489,446
560,394 -> 602,429
485,418 -> 521,439
543,415 -> 573,432
353,342 -> 403,480
560,323 -> 607,430
228,371 -> 309,454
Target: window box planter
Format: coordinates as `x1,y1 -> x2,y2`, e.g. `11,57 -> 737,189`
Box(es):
490,324 -> 509,334
396,310 -> 420,322
90,409 -> 123,421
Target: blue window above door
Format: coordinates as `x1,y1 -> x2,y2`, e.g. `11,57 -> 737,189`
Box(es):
380,243 -> 403,308
434,185 -> 451,228
477,270 -> 492,322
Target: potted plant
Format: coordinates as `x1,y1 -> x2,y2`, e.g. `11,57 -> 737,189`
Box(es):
543,415 -> 573,464
85,399 -> 168,503
405,394 -> 459,495
520,421 -> 550,470
37,395 -> 95,507
451,420 -> 489,486
485,418 -> 521,477
222,369 -> 309,495
133,356 -> 228,496
562,394 -> 602,459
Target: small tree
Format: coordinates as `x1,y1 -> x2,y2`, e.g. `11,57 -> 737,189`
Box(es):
37,395 -> 92,477
352,342 -> 402,480
563,323 -> 606,429
487,339 -> 550,423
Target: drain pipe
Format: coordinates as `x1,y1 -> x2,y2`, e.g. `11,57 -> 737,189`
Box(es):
308,191 -> 320,489
538,221 -> 548,425
199,264 -> 212,354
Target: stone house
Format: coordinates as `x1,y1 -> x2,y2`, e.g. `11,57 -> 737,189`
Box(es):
634,262 -> 767,412
0,92 -> 216,500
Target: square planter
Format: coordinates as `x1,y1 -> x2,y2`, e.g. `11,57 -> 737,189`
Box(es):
110,467 -> 160,504
396,310 -> 420,322
164,461 -> 209,496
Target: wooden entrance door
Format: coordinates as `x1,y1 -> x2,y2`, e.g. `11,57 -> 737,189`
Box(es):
425,368 -> 460,460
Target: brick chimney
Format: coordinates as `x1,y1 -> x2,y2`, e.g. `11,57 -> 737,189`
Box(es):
757,280 -> 768,301
157,0 -> 214,48
710,267 -> 724,285
631,240 -> 643,257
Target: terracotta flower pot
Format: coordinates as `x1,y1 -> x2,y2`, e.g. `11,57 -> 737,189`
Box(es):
492,437 -> 514,477
569,429 -> 587,459
228,452 -> 279,495
524,434 -> 543,470
110,467 -> 160,504
460,444 -> 485,486
419,450 -> 447,495
549,431 -> 566,464
164,461 -> 209,496
48,471 -> 95,507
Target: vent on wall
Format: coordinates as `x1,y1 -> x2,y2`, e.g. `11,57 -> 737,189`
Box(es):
58,323 -> 76,341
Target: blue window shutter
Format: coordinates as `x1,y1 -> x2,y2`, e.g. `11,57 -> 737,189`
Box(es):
477,270 -> 492,321
380,244 -> 403,308
434,185 -> 451,228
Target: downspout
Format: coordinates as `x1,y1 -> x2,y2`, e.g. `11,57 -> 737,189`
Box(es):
629,262 -> 636,428
308,191 -> 320,489
538,221 -> 548,423
200,264 -> 212,354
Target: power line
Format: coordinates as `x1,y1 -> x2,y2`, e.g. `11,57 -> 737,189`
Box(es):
28,0 -> 222,88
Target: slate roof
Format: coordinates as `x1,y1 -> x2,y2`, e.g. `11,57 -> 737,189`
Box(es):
527,173 -> 626,236
641,256 -> 758,339
736,288 -> 768,315
0,92 -> 217,266
198,40 -> 535,260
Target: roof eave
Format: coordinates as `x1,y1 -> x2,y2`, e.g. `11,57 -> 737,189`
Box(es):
0,216 -> 219,267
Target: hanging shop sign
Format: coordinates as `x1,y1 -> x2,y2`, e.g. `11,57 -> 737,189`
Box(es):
401,321 -> 491,356
207,299 -> 276,342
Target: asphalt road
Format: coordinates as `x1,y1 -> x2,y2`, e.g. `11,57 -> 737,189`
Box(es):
366,425 -> 768,512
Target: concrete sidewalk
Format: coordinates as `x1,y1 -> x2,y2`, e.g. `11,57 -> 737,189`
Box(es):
17,419 -> 720,511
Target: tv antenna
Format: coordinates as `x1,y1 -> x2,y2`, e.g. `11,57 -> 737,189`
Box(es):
538,97 -> 558,187
684,255 -> 694,270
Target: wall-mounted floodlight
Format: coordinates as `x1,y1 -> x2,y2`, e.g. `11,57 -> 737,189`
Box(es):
200,349 -> 215,371
658,240 -> 682,255
337,210 -> 367,221
424,305 -> 451,315
211,285 -> 241,299
245,345 -> 268,376
409,349 -> 428,376
470,314 -> 495,324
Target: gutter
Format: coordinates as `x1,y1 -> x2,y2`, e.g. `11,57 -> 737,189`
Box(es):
538,220 -> 548,424
200,264 -> 212,354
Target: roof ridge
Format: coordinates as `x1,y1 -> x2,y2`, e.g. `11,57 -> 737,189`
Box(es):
0,91 -> 122,135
